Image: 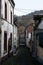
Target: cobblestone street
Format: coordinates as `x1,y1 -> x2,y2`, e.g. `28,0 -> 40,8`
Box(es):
2,46 -> 43,65
0,0 -> 43,65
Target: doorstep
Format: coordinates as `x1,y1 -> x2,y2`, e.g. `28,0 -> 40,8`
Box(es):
1,51 -> 13,62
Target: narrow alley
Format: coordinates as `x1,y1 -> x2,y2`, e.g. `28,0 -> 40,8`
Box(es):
2,46 -> 42,65
0,0 -> 43,65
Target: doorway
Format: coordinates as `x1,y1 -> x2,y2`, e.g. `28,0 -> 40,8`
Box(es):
4,31 -> 7,53
8,33 -> 12,55
36,32 -> 43,58
0,28 -> 1,56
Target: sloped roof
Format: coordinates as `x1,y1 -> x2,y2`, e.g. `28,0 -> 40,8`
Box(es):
11,0 -> 15,6
9,0 -> 15,6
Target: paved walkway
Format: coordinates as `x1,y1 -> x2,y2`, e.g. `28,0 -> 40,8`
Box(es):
2,46 -> 43,65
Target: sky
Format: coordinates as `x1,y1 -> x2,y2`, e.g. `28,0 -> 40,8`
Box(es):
14,0 -> 43,16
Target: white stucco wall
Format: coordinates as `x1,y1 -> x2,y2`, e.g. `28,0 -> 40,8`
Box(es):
1,20 -> 13,57
1,0 -> 14,57
1,0 -> 14,24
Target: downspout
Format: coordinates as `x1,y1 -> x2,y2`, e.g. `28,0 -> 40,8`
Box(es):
12,10 -> 14,54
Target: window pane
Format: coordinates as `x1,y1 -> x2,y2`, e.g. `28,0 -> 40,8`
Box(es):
4,31 -> 7,51
11,12 -> 12,24
5,3 -> 7,20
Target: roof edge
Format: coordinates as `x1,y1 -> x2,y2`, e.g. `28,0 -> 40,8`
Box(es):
11,0 -> 15,6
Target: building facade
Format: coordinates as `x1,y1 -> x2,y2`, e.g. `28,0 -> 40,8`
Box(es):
0,0 -> 15,59
26,24 -> 33,48
32,15 -> 43,64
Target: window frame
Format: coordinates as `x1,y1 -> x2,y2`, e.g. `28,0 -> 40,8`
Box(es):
4,31 -> 7,52
5,3 -> 7,20
11,11 -> 12,24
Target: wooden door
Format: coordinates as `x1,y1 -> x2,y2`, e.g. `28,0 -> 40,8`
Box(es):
0,33 -> 1,56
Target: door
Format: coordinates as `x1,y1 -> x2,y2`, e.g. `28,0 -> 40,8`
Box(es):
0,34 -> 1,56
8,33 -> 12,55
0,34 -> 1,62
36,32 -> 43,59
4,31 -> 7,53
36,34 -> 39,56
0,28 -> 2,57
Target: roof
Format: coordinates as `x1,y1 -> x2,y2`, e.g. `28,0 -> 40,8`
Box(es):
33,15 -> 43,20
33,15 -> 43,30
11,0 -> 15,6
8,0 -> 15,6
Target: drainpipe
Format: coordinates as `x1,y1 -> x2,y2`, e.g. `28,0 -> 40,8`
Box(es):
12,23 -> 14,55
31,23 -> 35,57
12,14 -> 14,55
12,7 -> 15,55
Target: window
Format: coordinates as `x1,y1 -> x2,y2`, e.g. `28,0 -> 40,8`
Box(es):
37,32 -> 43,48
5,3 -> 7,20
11,12 -> 12,24
4,31 -> 7,51
39,32 -> 43,48
10,33 -> 12,50
10,33 -> 12,46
